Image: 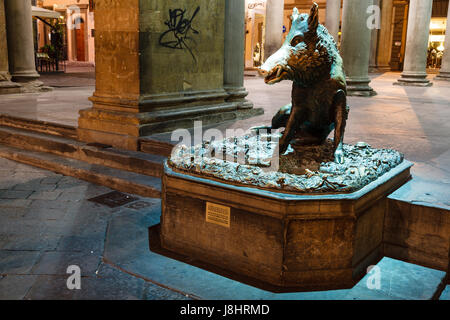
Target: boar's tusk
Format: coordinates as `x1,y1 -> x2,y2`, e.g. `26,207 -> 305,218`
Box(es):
276,66 -> 282,78
258,68 -> 268,77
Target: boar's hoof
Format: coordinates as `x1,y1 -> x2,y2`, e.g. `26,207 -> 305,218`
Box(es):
250,125 -> 272,134
334,147 -> 344,164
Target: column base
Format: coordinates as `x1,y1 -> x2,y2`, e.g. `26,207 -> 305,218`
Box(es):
11,70 -> 41,83
0,80 -> 22,94
20,80 -> 53,93
10,70 -> 51,93
224,86 -> 254,109
78,103 -> 263,151
394,72 -> 433,87
435,71 -> 450,81
346,78 -> 377,97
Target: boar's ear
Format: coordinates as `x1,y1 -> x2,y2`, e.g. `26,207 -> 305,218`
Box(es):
308,2 -> 319,33
291,7 -> 299,21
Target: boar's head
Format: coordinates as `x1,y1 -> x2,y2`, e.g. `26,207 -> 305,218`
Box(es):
260,3 -> 342,86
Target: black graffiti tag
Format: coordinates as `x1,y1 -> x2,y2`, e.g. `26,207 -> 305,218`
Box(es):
159,6 -> 200,63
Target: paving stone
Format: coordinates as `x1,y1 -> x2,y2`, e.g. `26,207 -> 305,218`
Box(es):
0,250 -> 41,274
40,176 -> 63,185
0,275 -> 38,300
57,235 -> 104,254
0,181 -> 17,189
0,219 -> 46,234
24,275 -> 78,300
0,171 -> 10,178
83,186 -> 117,199
59,210 -> 110,237
25,207 -> 67,221
29,199 -> 76,210
13,182 -> 56,192
0,207 -> 27,219
28,190 -> 63,201
65,263 -> 147,300
343,257 -> 446,300
125,199 -> 160,213
11,171 -> 47,182
0,199 -> 32,208
56,191 -> 86,202
31,251 -> 101,276
0,190 -> 33,199
440,286 -> 450,300
0,158 -> 17,167
144,283 -> 192,300
0,235 -> 8,249
57,176 -> 90,188
0,234 -> 60,251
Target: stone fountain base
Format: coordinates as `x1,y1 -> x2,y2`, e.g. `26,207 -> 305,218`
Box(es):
158,152 -> 413,291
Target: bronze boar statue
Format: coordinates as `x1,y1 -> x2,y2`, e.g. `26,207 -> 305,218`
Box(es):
258,3 -> 349,164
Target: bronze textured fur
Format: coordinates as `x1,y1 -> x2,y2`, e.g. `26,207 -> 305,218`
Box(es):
259,3 -> 349,164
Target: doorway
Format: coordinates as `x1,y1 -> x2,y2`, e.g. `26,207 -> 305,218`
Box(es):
74,17 -> 85,61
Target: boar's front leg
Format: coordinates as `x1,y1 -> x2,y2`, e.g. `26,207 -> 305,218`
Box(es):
250,103 -> 292,133
332,89 -> 349,164
279,103 -> 306,155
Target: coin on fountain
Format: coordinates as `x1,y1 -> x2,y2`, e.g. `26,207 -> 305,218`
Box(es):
356,141 -> 370,148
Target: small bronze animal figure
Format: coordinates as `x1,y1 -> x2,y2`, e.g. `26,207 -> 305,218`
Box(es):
258,3 -> 349,164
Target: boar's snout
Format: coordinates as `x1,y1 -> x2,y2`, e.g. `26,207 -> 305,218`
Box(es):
257,68 -> 269,77
260,46 -> 293,85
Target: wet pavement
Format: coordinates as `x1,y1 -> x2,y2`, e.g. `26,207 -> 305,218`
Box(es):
0,158 -> 447,300
0,158 -> 189,300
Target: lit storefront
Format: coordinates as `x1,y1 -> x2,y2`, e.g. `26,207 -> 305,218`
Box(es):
428,18 -> 447,69
245,0 -> 267,69
36,0 -> 95,64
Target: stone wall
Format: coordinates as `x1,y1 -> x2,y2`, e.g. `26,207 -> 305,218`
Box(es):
94,0 -> 140,102
139,0 -> 225,97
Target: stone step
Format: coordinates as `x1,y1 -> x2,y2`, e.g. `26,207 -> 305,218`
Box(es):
0,125 -> 166,178
0,114 -> 77,139
140,135 -> 175,157
0,145 -> 161,198
384,180 -> 450,273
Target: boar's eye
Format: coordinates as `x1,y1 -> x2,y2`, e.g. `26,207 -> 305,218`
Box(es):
290,35 -> 304,47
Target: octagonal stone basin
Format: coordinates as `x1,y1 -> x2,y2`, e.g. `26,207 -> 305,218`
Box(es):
159,160 -> 413,292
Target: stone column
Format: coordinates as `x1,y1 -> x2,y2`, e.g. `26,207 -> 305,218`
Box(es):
325,0 -> 341,43
264,0 -> 285,60
224,0 -> 253,109
341,0 -> 376,96
4,0 -> 41,84
436,2 -> 450,80
78,0 -> 256,151
369,0 -> 380,71
395,0 -> 433,86
0,0 -> 21,94
377,0 -> 394,71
